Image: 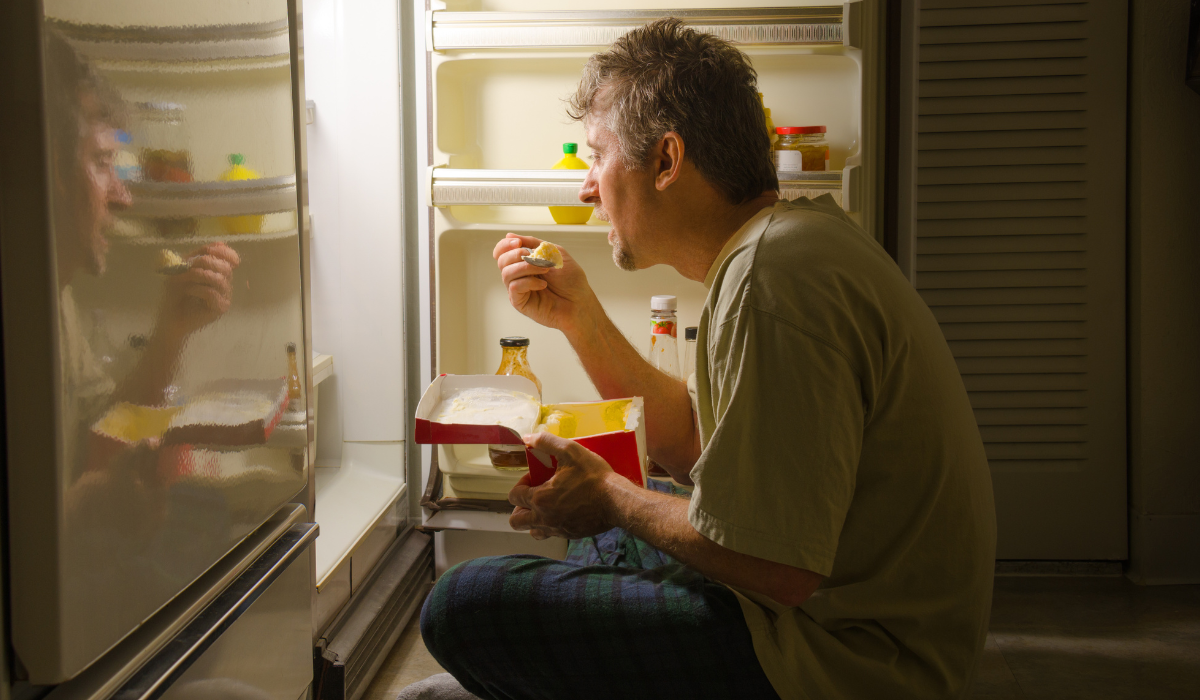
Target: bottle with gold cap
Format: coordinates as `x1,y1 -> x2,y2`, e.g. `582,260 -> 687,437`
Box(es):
489,336 -> 542,469
548,143 -> 593,225
286,342 -> 303,412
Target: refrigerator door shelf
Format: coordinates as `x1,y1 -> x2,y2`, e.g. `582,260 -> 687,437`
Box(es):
122,177 -> 299,219
430,6 -> 846,51
432,168 -> 845,209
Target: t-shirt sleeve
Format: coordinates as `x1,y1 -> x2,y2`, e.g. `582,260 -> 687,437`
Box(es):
688,305 -> 863,577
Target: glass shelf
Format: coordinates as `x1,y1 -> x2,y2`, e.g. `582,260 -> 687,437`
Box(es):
48,18 -> 291,69
123,176 -> 297,219
431,167 -> 843,208
430,7 -> 849,51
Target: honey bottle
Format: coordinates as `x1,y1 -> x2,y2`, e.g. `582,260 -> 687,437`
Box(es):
489,336 -> 542,469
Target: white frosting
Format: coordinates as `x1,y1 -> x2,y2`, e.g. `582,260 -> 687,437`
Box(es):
431,387 -> 541,436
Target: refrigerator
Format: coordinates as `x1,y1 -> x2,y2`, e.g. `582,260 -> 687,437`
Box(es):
0,0 -> 880,696
0,0 -> 420,696
403,0 -> 884,570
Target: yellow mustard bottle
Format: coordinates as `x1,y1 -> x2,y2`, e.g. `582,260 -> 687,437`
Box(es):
759,93 -> 777,147
218,153 -> 265,234
548,143 -> 593,225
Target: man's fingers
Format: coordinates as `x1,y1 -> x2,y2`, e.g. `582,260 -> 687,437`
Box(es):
500,261 -> 551,287
508,474 -> 534,509
187,254 -> 233,278
178,268 -> 232,295
509,506 -> 534,532
522,431 -> 581,464
192,242 -> 241,268
507,276 -> 549,297
495,246 -> 532,270
493,233 -> 542,261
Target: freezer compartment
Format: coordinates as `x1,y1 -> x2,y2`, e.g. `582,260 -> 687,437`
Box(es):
42,504 -> 313,700
120,521 -> 317,700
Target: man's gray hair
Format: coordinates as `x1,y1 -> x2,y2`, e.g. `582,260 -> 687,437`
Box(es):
568,17 -> 778,204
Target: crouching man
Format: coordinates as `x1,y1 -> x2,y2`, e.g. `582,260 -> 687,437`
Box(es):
420,18 -> 996,700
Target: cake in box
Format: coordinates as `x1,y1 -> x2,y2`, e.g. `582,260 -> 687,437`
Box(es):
414,374 -> 647,505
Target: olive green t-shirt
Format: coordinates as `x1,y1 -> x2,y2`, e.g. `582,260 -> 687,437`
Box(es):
689,196 -> 996,699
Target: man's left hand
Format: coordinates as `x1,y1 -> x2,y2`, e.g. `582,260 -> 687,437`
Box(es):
508,431 -> 620,540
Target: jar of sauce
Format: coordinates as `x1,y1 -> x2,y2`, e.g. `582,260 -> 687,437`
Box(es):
489,336 -> 541,469
774,126 -> 829,173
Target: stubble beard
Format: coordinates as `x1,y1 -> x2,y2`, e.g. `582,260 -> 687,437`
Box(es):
594,203 -> 637,272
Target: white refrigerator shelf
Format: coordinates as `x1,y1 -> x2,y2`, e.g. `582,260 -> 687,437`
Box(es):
430,6 -> 854,51
430,167 -> 843,208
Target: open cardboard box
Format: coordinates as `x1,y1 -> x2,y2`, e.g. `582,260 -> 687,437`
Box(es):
414,374 -> 647,502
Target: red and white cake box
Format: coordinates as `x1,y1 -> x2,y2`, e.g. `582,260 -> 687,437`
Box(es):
414,374 -> 647,488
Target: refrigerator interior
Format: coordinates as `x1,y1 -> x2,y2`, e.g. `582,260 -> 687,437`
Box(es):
416,0 -> 882,530
6,0 -> 310,683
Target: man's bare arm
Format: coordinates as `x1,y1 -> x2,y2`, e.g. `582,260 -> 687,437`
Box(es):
510,433 -> 822,607
494,234 -> 700,481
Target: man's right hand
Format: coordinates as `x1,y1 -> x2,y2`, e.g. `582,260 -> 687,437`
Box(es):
493,233 -> 599,334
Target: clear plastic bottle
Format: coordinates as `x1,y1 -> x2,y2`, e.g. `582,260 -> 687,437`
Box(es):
648,295 -> 680,379
646,296 -> 679,479
489,336 -> 541,469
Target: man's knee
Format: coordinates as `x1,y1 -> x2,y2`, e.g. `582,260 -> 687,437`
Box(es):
420,555 -> 531,657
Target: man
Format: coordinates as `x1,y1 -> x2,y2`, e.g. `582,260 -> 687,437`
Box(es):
43,30 -> 241,472
421,19 -> 996,700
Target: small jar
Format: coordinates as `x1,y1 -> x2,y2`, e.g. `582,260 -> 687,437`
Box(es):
489,336 -> 541,469
774,126 -> 829,173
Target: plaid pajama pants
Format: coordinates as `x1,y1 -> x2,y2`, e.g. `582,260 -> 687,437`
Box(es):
419,521 -> 780,700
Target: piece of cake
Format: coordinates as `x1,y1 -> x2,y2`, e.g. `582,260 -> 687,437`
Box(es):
530,241 -> 564,269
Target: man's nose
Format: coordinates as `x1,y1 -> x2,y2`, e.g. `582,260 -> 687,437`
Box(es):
108,173 -> 132,211
579,166 -> 600,205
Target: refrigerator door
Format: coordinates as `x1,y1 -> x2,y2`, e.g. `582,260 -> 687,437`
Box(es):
0,0 -> 309,683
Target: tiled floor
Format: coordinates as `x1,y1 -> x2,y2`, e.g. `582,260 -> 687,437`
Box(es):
364,576 -> 1200,699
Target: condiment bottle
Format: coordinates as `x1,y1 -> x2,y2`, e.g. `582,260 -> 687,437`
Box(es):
219,153 -> 265,234
683,326 -> 698,380
774,126 -> 829,173
489,336 -> 541,469
646,297 -> 680,479
286,342 -> 303,411
549,143 -> 593,225
758,93 -> 777,147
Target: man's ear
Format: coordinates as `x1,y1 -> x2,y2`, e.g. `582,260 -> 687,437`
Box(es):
653,132 -> 685,191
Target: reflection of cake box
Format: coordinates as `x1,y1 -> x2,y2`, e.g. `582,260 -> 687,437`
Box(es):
414,374 -> 647,500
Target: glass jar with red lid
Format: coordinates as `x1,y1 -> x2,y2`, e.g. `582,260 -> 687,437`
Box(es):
773,126 -> 829,173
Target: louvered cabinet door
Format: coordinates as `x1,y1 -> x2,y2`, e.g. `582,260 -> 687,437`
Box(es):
916,0 -> 1127,559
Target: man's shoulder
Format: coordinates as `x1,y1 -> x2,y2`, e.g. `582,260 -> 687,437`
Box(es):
719,197 -> 888,304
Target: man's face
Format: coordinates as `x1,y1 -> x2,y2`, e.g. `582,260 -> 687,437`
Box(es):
580,116 -> 657,272
74,120 -> 131,275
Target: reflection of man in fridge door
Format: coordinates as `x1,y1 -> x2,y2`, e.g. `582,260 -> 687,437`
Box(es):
43,30 -> 244,625
44,30 -> 240,477
424,19 -> 997,700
